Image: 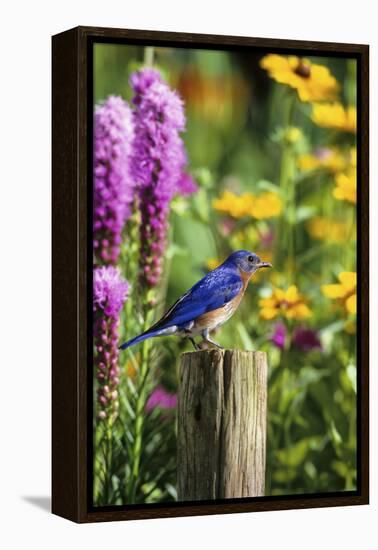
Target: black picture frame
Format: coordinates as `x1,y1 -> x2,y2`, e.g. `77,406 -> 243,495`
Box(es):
52,26 -> 369,523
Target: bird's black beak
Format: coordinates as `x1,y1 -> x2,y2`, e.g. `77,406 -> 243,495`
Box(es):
257,261 -> 272,269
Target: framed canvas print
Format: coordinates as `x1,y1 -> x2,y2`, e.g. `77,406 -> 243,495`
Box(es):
52,26 -> 369,523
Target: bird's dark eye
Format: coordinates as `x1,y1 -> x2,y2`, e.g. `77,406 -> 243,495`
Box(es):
248,255 -> 254,262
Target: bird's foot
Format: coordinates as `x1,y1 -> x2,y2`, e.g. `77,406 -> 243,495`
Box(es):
203,338 -> 224,350
189,337 -> 200,351
200,329 -> 224,350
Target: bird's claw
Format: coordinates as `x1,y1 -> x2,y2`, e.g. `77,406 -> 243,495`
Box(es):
189,337 -> 200,351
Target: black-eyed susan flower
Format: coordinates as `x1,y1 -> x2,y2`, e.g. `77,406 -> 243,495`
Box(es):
213,190 -> 254,218
333,169 -> 357,204
311,103 -> 357,133
322,272 -> 357,315
260,54 -> 339,102
259,285 -> 312,320
213,190 -> 282,220
306,217 -> 354,243
298,147 -> 354,174
252,192 -> 283,219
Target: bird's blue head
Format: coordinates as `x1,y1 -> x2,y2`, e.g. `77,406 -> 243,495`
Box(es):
224,250 -> 272,275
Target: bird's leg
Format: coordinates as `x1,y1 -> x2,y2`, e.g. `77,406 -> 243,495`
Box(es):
189,336 -> 200,351
201,329 -> 224,349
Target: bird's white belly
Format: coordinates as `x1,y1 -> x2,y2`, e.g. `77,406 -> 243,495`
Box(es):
186,301 -> 236,335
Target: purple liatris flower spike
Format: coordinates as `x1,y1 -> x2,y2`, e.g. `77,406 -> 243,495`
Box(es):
94,96 -> 135,264
130,68 -> 195,287
146,385 -> 178,412
271,322 -> 287,349
292,326 -> 322,352
94,266 -> 129,421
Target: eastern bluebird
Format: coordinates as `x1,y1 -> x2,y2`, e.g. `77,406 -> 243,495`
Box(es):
119,250 -> 272,351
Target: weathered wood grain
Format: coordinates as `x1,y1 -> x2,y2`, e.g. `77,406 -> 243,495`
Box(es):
177,349 -> 268,500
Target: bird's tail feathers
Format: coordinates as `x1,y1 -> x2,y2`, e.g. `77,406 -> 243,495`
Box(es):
119,326 -> 176,351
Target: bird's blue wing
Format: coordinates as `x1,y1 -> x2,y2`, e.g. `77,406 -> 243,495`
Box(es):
150,268 -> 243,331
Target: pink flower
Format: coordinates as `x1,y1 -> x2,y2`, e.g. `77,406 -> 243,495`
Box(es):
271,322 -> 287,349
146,386 -> 178,412
292,326 -> 322,352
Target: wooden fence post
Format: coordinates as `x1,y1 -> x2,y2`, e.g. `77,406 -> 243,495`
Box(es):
177,349 -> 267,500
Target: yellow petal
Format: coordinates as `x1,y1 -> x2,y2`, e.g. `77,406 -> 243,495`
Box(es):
298,154 -> 320,171
274,288 -> 286,301
322,284 -> 345,299
285,285 -> 299,303
259,297 -> 276,309
338,272 -> 357,291
346,293 -> 357,315
334,172 -> 357,204
333,187 -> 345,200
312,103 -> 355,132
260,307 -> 278,320
260,54 -> 293,73
286,303 -> 312,319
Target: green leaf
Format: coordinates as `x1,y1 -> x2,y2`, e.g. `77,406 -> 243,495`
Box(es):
346,364 -> 357,393
273,468 -> 297,483
329,420 -> 342,447
296,206 -> 317,222
192,167 -> 213,189
276,437 -> 321,467
255,179 -> 283,195
236,322 -> 255,350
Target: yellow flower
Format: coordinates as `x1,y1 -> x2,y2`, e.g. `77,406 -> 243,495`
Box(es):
298,147 -> 352,174
213,190 -> 282,220
259,285 -> 312,320
322,272 -> 357,314
260,54 -> 339,102
284,126 -> 303,143
333,169 -> 357,204
311,103 -> 357,133
251,192 -> 283,219
206,257 -> 221,271
213,190 -> 253,218
307,217 -> 353,243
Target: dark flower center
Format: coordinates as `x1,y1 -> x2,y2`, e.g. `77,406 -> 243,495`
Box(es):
294,60 -> 311,78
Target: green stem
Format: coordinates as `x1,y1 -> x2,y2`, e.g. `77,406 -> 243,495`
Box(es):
144,46 -> 155,67
103,421 -> 113,503
322,176 -> 334,281
128,312 -> 152,502
276,94 -> 297,279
